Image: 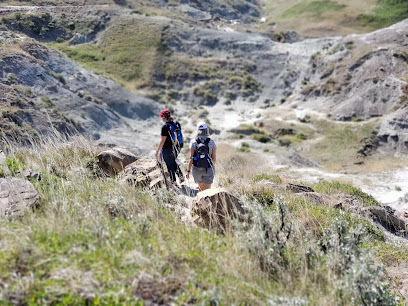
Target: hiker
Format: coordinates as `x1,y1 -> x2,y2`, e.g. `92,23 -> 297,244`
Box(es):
155,109 -> 184,184
186,122 -> 216,191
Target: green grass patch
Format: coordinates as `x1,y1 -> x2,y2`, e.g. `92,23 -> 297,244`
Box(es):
281,0 -> 346,19
358,0 -> 408,29
50,18 -> 163,88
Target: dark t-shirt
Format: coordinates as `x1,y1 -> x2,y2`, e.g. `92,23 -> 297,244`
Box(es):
161,121 -> 181,149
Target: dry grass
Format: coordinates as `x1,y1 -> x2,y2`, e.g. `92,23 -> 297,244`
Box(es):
0,135 -> 403,304
361,154 -> 408,172
215,143 -> 277,190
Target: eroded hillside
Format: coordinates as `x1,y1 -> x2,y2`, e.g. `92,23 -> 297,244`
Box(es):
1,0 -> 408,304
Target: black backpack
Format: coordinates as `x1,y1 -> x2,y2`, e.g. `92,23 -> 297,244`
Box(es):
193,138 -> 212,169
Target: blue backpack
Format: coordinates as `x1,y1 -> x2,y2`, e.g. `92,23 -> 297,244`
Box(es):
166,121 -> 183,148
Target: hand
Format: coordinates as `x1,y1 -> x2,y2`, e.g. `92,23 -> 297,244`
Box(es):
186,172 -> 190,179
155,150 -> 159,160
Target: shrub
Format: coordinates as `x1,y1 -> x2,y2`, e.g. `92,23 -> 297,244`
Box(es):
253,133 -> 271,143
296,133 -> 307,140
6,156 -> 25,174
41,96 -> 55,108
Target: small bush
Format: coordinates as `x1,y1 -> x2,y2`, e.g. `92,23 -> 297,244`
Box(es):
6,156 -> 25,174
239,142 -> 250,152
253,133 -> 271,143
296,133 -> 307,140
41,96 -> 55,108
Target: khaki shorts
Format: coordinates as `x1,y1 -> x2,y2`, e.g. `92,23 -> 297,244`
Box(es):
192,166 -> 215,184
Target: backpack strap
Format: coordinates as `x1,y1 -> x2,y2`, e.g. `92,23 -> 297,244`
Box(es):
204,138 -> 211,144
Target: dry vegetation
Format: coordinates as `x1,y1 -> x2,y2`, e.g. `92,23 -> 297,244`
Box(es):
0,135 -> 405,304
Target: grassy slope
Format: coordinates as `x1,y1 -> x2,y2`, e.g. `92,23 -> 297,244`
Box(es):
358,0 -> 408,29
0,137 -> 404,304
50,15 -> 164,90
261,0 -> 408,37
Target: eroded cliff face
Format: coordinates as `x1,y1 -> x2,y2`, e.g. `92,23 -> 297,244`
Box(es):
0,1 -> 407,153
154,17 -> 408,153
0,38 -> 160,148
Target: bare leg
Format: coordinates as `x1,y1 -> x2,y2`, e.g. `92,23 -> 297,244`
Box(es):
198,183 -> 211,191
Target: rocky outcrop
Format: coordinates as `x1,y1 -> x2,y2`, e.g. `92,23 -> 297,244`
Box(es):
121,159 -> 169,190
0,177 -> 39,219
377,106 -> 408,153
369,206 -> 408,235
191,188 -> 247,232
97,147 -> 138,176
152,0 -> 260,22
0,37 -> 161,150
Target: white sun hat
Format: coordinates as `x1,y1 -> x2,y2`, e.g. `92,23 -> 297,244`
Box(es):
197,122 -> 208,130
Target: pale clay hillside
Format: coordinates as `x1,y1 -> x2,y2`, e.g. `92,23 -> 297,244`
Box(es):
1,0 -> 408,304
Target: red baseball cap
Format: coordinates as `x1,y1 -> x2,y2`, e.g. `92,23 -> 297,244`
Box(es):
160,109 -> 171,118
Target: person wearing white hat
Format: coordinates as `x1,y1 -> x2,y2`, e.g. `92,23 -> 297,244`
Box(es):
186,121 -> 217,191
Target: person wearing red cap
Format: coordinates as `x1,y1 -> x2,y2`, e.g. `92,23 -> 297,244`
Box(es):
155,109 -> 184,184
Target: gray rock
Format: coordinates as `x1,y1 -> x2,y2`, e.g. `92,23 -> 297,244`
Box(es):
0,177 -> 39,218
120,158 -> 168,190
377,107 -> 408,153
69,33 -> 92,45
97,147 -> 138,176
370,206 -> 408,235
191,188 -> 247,233
0,150 -> 6,165
287,152 -> 319,168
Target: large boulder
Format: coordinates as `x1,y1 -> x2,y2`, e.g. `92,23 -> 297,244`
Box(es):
191,188 -> 247,233
0,177 -> 39,218
369,206 -> 408,235
97,147 -> 138,176
121,159 -> 168,190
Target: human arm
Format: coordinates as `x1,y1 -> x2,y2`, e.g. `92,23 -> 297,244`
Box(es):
211,149 -> 216,165
155,136 -> 167,159
186,148 -> 194,179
